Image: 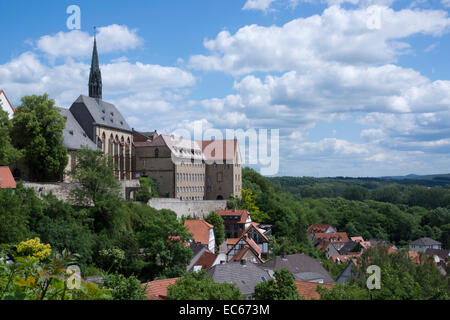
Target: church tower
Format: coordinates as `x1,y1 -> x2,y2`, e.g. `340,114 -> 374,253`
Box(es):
88,31 -> 102,100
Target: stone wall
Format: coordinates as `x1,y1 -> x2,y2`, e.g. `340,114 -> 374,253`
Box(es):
23,179 -> 141,203
148,198 -> 227,218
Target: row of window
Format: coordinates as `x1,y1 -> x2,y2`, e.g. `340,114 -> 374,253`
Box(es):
176,186 -> 204,193
179,161 -> 204,167
176,173 -> 205,182
179,196 -> 203,201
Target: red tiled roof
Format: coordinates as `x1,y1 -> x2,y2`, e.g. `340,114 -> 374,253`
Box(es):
142,278 -> 179,300
229,246 -> 251,262
245,236 -> 262,255
307,223 -> 336,234
199,139 -> 238,161
216,209 -> 249,224
193,251 -> 217,271
408,251 -> 421,264
295,280 -> 335,300
184,220 -> 213,246
227,238 -> 240,245
0,167 -> 16,189
331,253 -> 361,264
314,232 -> 349,243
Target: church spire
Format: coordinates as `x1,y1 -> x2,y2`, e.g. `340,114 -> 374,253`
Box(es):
89,27 -> 102,100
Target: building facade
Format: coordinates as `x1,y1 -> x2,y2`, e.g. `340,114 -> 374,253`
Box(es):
134,134 -> 205,199
200,140 -> 242,200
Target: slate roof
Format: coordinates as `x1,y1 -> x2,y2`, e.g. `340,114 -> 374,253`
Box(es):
295,280 -> 335,300
206,262 -> 271,296
0,167 -> 16,189
70,95 -> 131,132
338,241 -> 358,255
142,278 -> 179,300
261,254 -> 335,284
336,260 -> 359,284
58,108 -> 99,151
425,248 -> 450,259
293,272 -> 327,282
410,237 -> 441,246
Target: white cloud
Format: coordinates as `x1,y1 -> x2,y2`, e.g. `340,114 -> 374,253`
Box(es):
190,6 -> 450,75
242,0 -> 276,11
37,24 -> 142,58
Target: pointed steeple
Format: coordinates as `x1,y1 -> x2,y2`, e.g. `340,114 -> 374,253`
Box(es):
89,28 -> 102,100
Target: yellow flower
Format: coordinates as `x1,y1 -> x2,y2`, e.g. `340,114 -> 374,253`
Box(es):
17,238 -> 52,261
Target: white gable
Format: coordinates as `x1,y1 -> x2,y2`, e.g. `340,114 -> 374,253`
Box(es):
0,91 -> 14,119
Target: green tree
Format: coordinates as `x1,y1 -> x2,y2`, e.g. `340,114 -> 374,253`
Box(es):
11,94 -> 67,181
204,211 -> 225,249
253,269 -> 301,300
0,108 -> 21,166
69,147 -> 120,206
135,207 -> 193,280
135,177 -> 158,202
102,273 -> 146,300
166,271 -> 243,300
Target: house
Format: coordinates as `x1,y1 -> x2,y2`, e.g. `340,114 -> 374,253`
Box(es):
142,278 -> 179,300
0,167 -> 16,189
242,223 -> 270,258
313,232 -> 350,251
184,219 -> 215,253
295,280 -> 335,300
325,241 -> 360,262
424,248 -> 450,262
0,90 -> 15,119
188,250 -> 218,272
351,236 -> 371,249
216,209 -> 252,239
199,139 -> 242,200
206,261 -> 272,299
260,253 -> 335,284
307,223 -> 337,237
409,237 -> 442,252
336,259 -> 359,284
227,234 -> 263,264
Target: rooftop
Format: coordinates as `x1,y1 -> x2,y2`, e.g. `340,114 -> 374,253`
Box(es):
184,220 -> 214,246
0,167 -> 16,189
142,278 -> 179,300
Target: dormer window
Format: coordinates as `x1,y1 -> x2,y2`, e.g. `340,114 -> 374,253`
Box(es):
69,130 -> 74,135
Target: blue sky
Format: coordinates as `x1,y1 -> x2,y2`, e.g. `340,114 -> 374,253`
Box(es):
1,0 -> 450,177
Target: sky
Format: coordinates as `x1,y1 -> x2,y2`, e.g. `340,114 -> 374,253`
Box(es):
1,0 -> 450,177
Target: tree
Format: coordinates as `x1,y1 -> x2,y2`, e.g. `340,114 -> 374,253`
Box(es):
135,177 -> 158,202
204,211 -> 225,249
253,269 -> 301,300
0,108 -> 21,166
69,147 -> 120,206
11,94 -> 68,181
166,271 -> 243,300
102,273 -> 146,300
135,207 -> 193,280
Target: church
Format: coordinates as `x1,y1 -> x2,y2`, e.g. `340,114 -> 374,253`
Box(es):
60,35 -> 133,181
